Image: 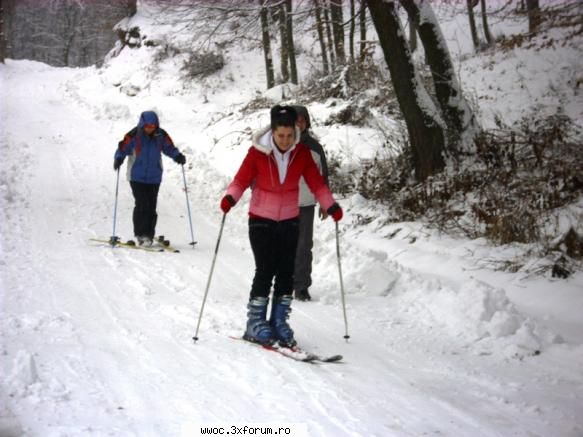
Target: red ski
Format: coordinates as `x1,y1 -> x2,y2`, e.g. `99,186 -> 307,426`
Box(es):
231,336 -> 343,363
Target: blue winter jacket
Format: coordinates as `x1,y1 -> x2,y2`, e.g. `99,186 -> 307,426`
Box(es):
115,111 -> 181,184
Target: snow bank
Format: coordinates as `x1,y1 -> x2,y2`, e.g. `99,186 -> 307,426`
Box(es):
326,196 -> 561,359
379,265 -> 554,357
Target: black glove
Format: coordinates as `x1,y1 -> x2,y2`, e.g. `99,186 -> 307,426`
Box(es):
174,153 -> 186,165
113,158 -> 124,170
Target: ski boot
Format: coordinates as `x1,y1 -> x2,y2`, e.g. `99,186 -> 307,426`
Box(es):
137,236 -> 153,247
243,297 -> 274,345
157,235 -> 171,247
270,295 -> 296,348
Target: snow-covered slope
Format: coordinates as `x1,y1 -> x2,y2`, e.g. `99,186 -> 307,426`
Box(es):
1,4 -> 582,437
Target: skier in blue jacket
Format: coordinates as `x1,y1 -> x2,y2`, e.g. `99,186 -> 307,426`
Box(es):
113,111 -> 186,246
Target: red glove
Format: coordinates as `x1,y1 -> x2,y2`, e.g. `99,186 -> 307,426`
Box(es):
327,203 -> 343,222
220,195 -> 236,214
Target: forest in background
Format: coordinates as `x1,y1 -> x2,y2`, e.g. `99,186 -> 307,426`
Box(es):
0,0 -> 136,67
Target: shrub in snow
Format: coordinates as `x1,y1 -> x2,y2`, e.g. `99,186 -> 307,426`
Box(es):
325,104 -> 371,126
299,61 -> 392,105
116,26 -> 143,49
348,108 -> 583,270
181,51 -> 225,79
120,84 -> 140,97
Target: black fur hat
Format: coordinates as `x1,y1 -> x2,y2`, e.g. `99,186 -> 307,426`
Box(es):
292,105 -> 311,129
270,105 -> 297,129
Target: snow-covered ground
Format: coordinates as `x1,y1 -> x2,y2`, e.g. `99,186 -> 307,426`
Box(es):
1,3 -> 583,437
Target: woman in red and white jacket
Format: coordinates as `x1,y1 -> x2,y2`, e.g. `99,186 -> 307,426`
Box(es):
220,105 -> 343,348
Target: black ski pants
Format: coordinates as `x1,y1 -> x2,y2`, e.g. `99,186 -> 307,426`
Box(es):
294,205 -> 315,292
130,181 -> 160,239
248,217 -> 299,300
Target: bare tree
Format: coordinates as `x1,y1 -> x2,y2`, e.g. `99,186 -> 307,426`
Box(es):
59,3 -> 81,67
480,0 -> 493,45
275,4 -> 289,82
400,0 -> 477,152
159,1 -> 303,88
518,0 -> 525,12
358,0 -> 366,63
407,7 -> 418,52
0,0 -> 7,63
314,0 -> 329,74
259,0 -> 275,89
285,0 -> 298,84
467,0 -> 480,49
329,0 -> 345,64
526,0 -> 541,33
349,0 -> 355,63
366,0 -> 445,180
159,2 -> 265,52
323,2 -> 336,70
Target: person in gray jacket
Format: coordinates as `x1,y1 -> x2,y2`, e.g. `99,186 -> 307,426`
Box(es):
292,105 -> 330,302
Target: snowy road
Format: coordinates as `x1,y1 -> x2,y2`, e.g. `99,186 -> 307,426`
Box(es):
1,61 -> 582,437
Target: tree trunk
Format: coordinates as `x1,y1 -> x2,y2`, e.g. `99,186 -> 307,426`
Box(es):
277,4 -> 289,82
480,0 -> 493,45
349,0 -> 355,63
314,0 -> 329,74
358,0 -> 366,63
466,0 -> 480,50
526,0 -> 540,33
61,4 -> 80,67
323,2 -> 336,70
127,0 -> 137,16
407,9 -> 418,52
0,0 -> 6,63
400,0 -> 476,152
285,0 -> 298,84
330,0 -> 345,65
518,0 -> 525,12
259,0 -> 275,89
366,0 -> 445,181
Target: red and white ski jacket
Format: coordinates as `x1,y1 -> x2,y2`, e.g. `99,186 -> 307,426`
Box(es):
225,126 -> 336,221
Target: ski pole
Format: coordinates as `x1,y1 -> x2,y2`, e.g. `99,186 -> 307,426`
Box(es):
193,213 -> 227,342
181,165 -> 197,247
110,168 -> 121,246
335,221 -> 350,341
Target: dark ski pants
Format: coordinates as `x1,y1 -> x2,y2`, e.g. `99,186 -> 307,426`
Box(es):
294,205 -> 315,292
130,181 -> 160,239
248,217 -> 299,300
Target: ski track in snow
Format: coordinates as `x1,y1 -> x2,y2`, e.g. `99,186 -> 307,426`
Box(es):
1,62 -> 583,437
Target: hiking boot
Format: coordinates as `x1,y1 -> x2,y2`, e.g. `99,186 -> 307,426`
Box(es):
294,289 -> 311,301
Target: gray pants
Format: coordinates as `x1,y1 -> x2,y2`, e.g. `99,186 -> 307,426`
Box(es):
294,205 -> 315,291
